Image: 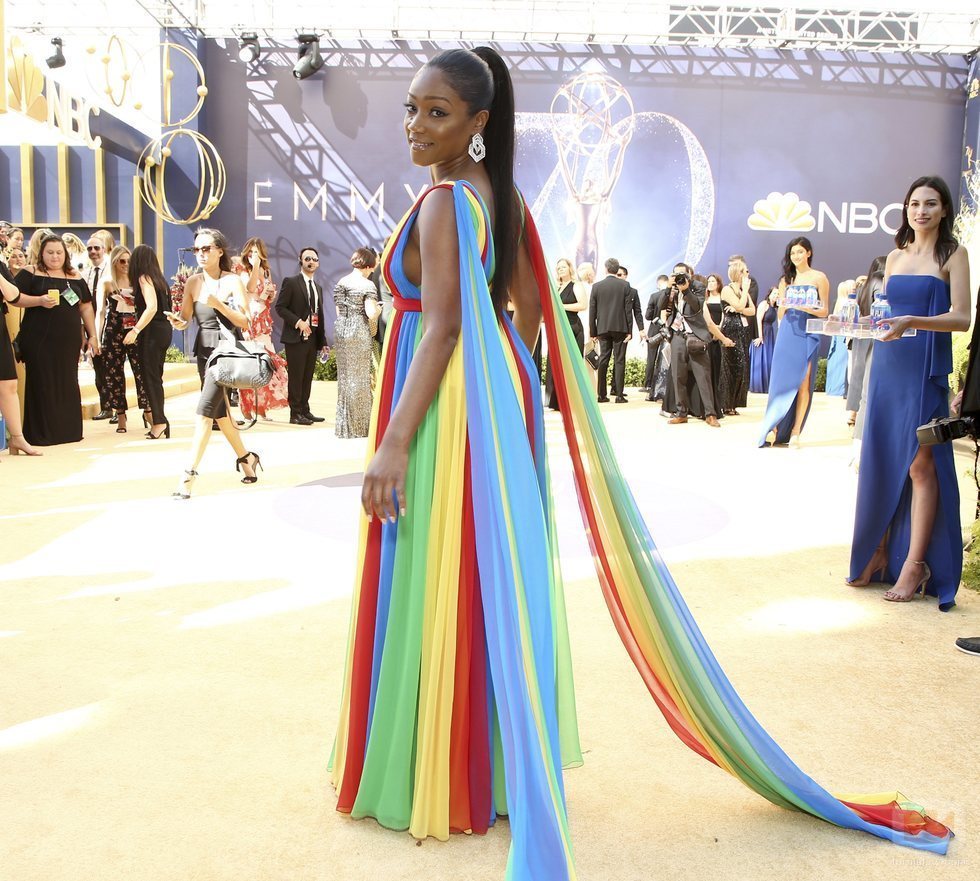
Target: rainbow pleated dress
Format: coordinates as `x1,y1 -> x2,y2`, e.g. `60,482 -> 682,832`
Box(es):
329,181 -> 952,880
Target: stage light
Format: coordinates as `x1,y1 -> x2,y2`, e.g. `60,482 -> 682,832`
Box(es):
238,33 -> 260,63
46,37 -> 66,70
293,34 -> 323,80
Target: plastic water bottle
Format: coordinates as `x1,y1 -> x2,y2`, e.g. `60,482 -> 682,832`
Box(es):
806,286 -> 818,308
785,286 -> 797,307
839,290 -> 859,326
871,291 -> 892,333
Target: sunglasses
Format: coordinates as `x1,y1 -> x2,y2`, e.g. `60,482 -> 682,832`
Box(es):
87,246 -> 103,252
303,256 -> 319,262
118,258 -> 130,264
191,245 -> 214,254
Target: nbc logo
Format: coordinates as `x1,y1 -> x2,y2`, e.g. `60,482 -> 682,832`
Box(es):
747,191 -> 904,235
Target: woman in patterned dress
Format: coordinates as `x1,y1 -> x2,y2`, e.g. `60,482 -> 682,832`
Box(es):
238,237 -> 289,420
331,247 -> 380,438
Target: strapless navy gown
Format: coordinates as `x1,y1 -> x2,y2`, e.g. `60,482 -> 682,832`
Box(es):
757,289 -> 820,446
849,275 -> 961,610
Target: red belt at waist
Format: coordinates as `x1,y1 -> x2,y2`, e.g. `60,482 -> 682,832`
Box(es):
393,295 -> 422,312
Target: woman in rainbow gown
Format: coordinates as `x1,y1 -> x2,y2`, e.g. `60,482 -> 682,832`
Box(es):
848,176 -> 970,609
758,237 -> 829,447
329,47 -> 953,881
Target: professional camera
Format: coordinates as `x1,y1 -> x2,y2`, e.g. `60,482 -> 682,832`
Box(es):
917,293 -> 980,446
672,272 -> 689,286
917,415 -> 977,446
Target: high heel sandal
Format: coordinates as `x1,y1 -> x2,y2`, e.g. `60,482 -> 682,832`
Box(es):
7,434 -> 42,456
115,412 -> 127,433
146,422 -> 171,440
235,451 -> 263,484
172,469 -> 198,500
846,546 -> 888,587
883,561 -> 931,603
142,410 -> 152,430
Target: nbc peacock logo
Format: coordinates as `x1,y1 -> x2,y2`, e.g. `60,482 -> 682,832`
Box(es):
6,37 -> 48,121
747,192 -> 816,232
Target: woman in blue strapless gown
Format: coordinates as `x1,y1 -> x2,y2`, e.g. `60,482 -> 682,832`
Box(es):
758,237 -> 829,447
749,286 -> 778,394
848,175 -> 971,608
824,281 -> 852,398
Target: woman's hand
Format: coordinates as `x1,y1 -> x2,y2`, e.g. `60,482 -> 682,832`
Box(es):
39,294 -> 57,309
206,293 -> 224,310
878,315 -> 913,342
753,337 -> 762,347
167,312 -> 188,330
123,330 -> 138,346
361,437 -> 408,523
87,337 -> 101,357
951,390 -> 964,416
722,336 -> 735,348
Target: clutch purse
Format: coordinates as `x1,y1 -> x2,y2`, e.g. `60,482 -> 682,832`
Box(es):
584,338 -> 600,370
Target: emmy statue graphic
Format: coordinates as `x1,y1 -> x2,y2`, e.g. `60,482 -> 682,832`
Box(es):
549,71 -> 636,268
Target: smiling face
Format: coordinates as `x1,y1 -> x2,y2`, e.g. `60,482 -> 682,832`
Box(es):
556,259 -> 571,283
906,186 -> 945,233
706,275 -> 719,293
404,66 -> 486,168
193,233 -> 220,272
789,243 -> 811,268
114,250 -> 131,284
8,248 -> 26,270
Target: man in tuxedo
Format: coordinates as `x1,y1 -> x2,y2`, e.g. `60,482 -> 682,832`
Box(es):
644,274 -> 670,399
589,258 -> 644,403
665,262 -> 721,427
84,236 -> 113,420
276,247 -> 327,425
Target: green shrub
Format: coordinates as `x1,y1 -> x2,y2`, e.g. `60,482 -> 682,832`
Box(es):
313,351 -> 337,381
164,346 -> 188,363
814,357 -> 827,393
952,331 -> 970,392
542,355 -> 647,386
961,519 -> 980,593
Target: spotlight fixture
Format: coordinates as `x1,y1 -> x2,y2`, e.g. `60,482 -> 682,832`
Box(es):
238,33 -> 260,63
46,37 -> 66,70
292,33 -> 323,80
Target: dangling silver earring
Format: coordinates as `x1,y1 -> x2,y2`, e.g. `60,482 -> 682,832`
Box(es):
468,132 -> 486,163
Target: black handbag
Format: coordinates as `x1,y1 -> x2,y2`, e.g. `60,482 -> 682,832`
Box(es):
685,334 -> 707,357
584,339 -> 600,370
204,323 -> 273,390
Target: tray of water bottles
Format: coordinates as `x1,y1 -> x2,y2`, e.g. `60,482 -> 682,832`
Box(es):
805,317 -> 916,339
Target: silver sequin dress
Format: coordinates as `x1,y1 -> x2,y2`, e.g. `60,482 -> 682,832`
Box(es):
333,270 -> 380,438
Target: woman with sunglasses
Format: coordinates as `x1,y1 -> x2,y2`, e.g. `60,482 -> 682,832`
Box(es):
97,245 -> 150,433
166,228 -> 261,498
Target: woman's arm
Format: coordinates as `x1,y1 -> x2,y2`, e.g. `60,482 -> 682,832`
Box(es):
80,301 -> 100,355
777,279 -> 788,321
10,271 -> 56,309
754,300 -> 768,345
243,262 -> 262,296
124,276 -> 159,345
361,188 -> 463,522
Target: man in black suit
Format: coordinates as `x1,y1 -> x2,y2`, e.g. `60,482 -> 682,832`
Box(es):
665,262 -> 721,427
589,258 -> 644,403
276,246 -> 327,425
644,274 -> 670,399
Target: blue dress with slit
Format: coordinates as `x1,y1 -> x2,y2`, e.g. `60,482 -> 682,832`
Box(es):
757,288 -> 821,446
849,275 -> 961,611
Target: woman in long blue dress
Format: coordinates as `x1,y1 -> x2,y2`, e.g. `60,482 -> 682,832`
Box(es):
749,286 -> 778,393
824,281 -> 852,398
758,237 -> 829,447
848,175 -> 971,608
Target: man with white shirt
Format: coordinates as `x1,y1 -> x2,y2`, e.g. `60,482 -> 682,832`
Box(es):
84,236 -> 113,420
276,246 -> 328,425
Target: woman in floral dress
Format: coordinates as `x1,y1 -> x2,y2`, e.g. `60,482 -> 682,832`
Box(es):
238,237 -> 289,420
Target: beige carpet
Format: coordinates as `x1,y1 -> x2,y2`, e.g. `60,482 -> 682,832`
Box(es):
1,384 -> 977,881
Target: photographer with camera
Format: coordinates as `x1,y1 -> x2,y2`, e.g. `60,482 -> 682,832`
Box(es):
664,262 -> 727,427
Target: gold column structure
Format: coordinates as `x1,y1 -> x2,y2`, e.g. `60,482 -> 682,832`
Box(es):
94,147 -> 107,225
56,143 -> 70,225
132,176 -> 143,245
19,145 -> 34,224
154,166 -> 165,268
0,0 -> 7,115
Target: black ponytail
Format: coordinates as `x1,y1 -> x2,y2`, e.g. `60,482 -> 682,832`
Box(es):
427,46 -> 517,313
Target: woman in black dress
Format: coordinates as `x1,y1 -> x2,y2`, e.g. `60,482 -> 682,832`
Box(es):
545,257 -> 586,410
123,245 -> 171,440
14,234 -> 99,446
718,264 -> 755,415
0,264 -> 40,456
97,245 -> 150,433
